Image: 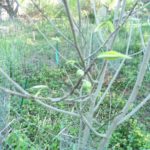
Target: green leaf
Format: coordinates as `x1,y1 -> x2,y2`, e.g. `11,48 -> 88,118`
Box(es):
97,50 -> 132,60
94,21 -> 114,32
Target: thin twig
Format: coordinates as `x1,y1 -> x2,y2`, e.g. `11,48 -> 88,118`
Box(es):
85,1 -> 138,60
118,94 -> 150,125
81,115 -> 106,138
62,0 -> 84,65
77,0 -> 81,29
0,87 -> 79,117
0,68 -> 29,95
98,37 -> 150,150
31,0 -> 74,46
94,22 -> 133,112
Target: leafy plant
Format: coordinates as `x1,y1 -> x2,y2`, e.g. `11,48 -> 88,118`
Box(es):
110,119 -> 150,150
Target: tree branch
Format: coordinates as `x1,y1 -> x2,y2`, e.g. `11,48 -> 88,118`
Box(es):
98,37 -> 150,150
0,87 -> 79,117
62,0 -> 85,66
